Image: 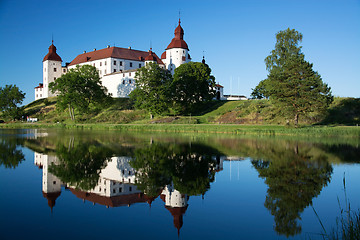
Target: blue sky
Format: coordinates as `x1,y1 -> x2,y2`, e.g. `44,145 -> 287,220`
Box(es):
1,0 -> 359,105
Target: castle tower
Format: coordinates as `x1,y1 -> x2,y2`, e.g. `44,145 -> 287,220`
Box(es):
145,48 -> 157,65
161,184 -> 189,236
41,41 -> 62,99
37,153 -> 62,212
161,19 -> 191,74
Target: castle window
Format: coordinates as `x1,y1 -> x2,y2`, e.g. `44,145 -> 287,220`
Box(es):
63,69 -> 66,73
130,62 -> 133,67
100,62 -> 102,66
99,70 -> 102,74
36,94 -> 38,97
113,189 -> 116,193
105,70 -> 107,74
105,61 -> 107,65
123,80 -> 125,84
119,187 -> 122,192
40,94 -> 42,97
129,80 -> 131,84
53,181 -> 56,184
123,73 -> 125,77
54,77 -> 56,80
129,187 -> 132,192
120,61 -> 122,66
54,68 -> 57,72
114,69 -> 116,73
139,63 -> 141,68
113,60 -> 116,65
129,72 -> 131,76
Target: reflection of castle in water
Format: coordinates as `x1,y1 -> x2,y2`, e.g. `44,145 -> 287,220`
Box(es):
34,152 -> 222,234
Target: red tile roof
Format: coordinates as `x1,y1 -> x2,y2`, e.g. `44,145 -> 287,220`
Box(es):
145,49 -> 157,61
35,83 -> 43,89
70,188 -> 152,207
166,20 -> 189,50
43,43 -> 62,62
161,51 -> 166,59
69,46 -> 163,66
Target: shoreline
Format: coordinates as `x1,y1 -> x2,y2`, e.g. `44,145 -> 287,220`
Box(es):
1,122 -> 359,138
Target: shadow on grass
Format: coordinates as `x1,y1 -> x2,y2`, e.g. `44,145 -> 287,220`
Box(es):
320,98 -> 360,126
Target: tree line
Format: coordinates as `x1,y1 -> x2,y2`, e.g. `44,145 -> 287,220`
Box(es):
1,28 -> 334,126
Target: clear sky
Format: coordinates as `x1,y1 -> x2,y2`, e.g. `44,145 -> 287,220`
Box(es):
1,0 -> 359,105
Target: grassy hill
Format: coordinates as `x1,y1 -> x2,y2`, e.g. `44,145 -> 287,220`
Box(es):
2,96 -> 360,126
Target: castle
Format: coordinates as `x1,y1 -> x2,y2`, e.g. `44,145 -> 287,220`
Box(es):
35,19 -> 226,101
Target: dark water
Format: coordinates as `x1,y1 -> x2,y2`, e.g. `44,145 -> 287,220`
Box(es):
0,128 -> 359,240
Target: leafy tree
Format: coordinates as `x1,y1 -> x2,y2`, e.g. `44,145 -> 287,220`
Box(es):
0,84 -> 26,120
129,62 -> 173,118
0,137 -> 25,169
49,141 -> 113,190
171,62 -> 216,114
251,79 -> 270,99
253,28 -> 333,125
49,65 -> 111,121
252,146 -> 333,236
130,142 -> 218,196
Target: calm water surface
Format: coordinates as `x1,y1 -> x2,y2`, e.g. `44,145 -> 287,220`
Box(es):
0,129 -> 359,240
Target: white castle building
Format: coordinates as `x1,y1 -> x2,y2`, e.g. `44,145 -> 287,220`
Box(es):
35,19 -> 225,101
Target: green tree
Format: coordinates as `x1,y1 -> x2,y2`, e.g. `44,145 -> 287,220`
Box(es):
253,28 -> 333,125
129,62 -> 173,118
171,62 -> 216,114
49,65 -> 111,121
0,84 -> 26,120
49,141 -> 113,190
0,137 -> 25,169
252,147 -> 333,236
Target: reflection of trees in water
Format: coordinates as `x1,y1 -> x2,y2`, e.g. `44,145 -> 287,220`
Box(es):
0,137 -> 25,169
131,143 -> 219,197
49,141 -> 113,190
252,146 -> 333,237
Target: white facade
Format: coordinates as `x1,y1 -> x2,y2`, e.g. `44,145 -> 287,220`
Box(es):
43,60 -> 62,98
34,152 -> 62,194
162,183 -> 188,208
101,70 -> 136,98
163,48 -> 190,75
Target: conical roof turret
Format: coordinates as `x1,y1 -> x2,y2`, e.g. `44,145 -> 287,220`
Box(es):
166,19 -> 189,50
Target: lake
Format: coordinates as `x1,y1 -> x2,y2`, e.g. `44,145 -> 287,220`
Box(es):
0,128 -> 359,239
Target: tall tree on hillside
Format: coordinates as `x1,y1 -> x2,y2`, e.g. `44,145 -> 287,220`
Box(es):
129,62 -> 173,118
49,65 -> 111,121
171,62 -> 216,114
252,28 -> 332,126
0,84 -> 26,120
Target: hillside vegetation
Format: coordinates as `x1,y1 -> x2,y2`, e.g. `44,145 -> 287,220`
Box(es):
4,96 -> 359,126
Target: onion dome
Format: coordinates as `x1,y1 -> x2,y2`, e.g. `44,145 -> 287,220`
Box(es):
42,191 -> 61,212
166,19 -> 189,50
43,41 -> 62,62
165,205 -> 188,236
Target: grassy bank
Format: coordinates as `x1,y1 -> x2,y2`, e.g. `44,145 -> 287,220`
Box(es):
1,122 -> 360,138
1,97 -> 359,137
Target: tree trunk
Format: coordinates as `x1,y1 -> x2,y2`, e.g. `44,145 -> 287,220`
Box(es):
150,113 -> 153,120
294,113 -> 299,127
